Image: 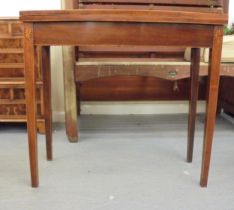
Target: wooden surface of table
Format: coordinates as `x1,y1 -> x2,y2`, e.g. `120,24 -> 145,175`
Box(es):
20,9 -> 228,188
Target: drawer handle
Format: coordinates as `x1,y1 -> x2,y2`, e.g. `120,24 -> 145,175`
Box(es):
168,70 -> 178,78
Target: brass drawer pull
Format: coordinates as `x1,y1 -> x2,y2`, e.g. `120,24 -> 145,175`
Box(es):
168,70 -> 178,78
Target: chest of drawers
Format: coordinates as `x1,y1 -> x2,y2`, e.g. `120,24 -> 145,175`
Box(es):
0,18 -> 45,133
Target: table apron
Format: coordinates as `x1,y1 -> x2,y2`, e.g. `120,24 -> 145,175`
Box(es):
33,22 -> 214,47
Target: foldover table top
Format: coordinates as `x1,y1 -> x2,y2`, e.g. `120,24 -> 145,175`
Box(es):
20,9 -> 228,25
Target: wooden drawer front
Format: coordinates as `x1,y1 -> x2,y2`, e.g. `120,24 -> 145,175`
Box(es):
79,76 -> 207,101
0,64 -> 40,79
0,104 -> 26,115
0,21 -> 23,36
0,39 -> 23,48
0,22 -> 9,35
0,104 -> 42,116
0,88 -> 10,99
0,53 -> 24,63
14,88 -> 26,99
0,87 -> 41,100
11,22 -> 23,36
0,68 -> 24,77
0,86 -> 43,117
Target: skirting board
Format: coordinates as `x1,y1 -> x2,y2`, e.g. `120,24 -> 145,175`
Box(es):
52,101 -> 206,122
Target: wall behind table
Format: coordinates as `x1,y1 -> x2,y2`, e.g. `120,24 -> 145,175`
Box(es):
0,0 -> 65,122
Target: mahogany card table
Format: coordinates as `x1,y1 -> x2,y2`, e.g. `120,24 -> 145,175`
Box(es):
20,9 -> 228,187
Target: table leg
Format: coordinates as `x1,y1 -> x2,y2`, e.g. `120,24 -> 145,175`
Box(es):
62,46 -> 78,142
42,46 -> 53,160
200,26 -> 224,187
24,23 -> 39,187
187,48 -> 200,162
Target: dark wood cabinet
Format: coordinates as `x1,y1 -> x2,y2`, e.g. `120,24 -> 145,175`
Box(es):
73,0 -> 212,102
73,0 -> 231,113
219,77 -> 234,115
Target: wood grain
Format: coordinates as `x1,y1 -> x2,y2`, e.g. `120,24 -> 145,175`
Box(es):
79,0 -> 223,6
200,26 -> 224,187
0,19 -> 45,133
62,0 -> 79,141
20,9 -> 228,25
24,23 -> 39,187
34,22 -> 214,47
78,76 -> 207,101
62,46 -> 79,142
187,48 -> 200,163
41,46 -> 53,160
